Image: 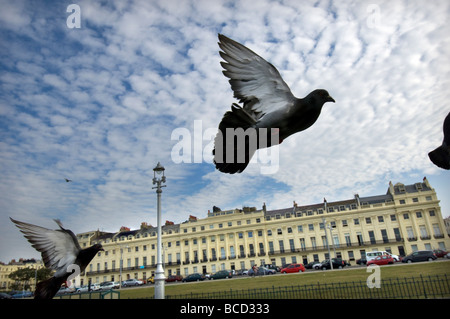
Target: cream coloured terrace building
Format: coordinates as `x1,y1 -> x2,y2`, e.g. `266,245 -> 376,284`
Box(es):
76,178 -> 449,285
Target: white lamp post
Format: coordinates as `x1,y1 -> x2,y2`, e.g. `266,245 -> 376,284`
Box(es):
153,162 -> 166,299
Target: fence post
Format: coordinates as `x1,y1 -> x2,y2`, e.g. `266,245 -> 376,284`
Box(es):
420,275 -> 427,299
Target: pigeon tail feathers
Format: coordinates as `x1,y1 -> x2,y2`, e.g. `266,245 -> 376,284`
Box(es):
428,145 -> 450,170
35,276 -> 65,299
213,103 -> 258,174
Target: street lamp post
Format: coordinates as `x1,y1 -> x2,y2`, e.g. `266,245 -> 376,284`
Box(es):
153,162 -> 166,299
323,198 -> 333,270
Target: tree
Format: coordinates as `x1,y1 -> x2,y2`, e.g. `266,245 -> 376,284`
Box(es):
8,267 -> 53,291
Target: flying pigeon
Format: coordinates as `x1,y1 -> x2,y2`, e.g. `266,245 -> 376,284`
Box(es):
65,178 -> 72,182
10,217 -> 103,299
428,111 -> 450,170
213,34 -> 335,174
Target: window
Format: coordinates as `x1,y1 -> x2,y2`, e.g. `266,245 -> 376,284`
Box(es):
381,229 -> 388,243
365,217 -> 372,224
368,231 -> 376,244
308,224 -> 314,231
289,239 -> 295,252
310,237 -> 317,249
300,238 -> 306,250
354,218 -> 360,225
393,228 -> 402,241
279,240 -> 285,253
403,213 -> 409,220
259,243 -> 265,255
342,220 -> 348,227
419,225 -> 429,239
416,212 -> 422,218
390,214 -> 397,221
297,225 -> 303,233
400,199 -> 406,204
406,227 -> 415,239
378,216 -> 384,223
239,245 -> 245,257
248,231 -> 253,238
268,242 -> 274,254
333,234 -> 340,248
429,210 -> 435,217
230,246 -> 235,258
277,228 -> 282,235
432,224 -> 442,236
249,244 -> 255,256
345,233 -> 351,247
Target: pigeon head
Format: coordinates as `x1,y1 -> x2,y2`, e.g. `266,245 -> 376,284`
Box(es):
308,89 -> 335,106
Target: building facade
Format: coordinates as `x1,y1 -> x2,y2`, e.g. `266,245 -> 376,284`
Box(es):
0,259 -> 44,291
77,178 -> 449,285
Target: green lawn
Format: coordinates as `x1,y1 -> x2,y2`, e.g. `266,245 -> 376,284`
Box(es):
120,260 -> 450,299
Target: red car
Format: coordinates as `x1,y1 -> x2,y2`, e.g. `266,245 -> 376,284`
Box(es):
367,255 -> 394,266
165,275 -> 183,282
281,263 -> 305,273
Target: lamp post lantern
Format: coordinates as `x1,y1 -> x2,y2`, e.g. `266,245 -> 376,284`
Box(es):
153,162 -> 166,299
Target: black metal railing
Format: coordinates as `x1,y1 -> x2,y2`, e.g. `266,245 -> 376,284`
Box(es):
164,274 -> 449,299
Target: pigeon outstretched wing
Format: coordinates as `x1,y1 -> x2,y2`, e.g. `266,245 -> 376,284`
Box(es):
218,34 -> 296,120
10,218 -> 81,277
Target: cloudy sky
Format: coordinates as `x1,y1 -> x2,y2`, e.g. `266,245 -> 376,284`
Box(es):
1,0 -> 449,262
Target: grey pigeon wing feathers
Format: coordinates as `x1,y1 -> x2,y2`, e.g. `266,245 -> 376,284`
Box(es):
10,218 -> 80,277
218,34 -> 295,120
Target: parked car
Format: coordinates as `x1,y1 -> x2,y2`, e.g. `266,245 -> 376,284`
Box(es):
367,255 -> 394,266
122,278 -> 144,287
366,251 -> 400,262
210,270 -> 233,280
165,275 -> 183,282
11,291 -> 33,298
402,250 -> 437,263
248,266 -> 276,276
56,286 -> 75,295
99,281 -> 120,290
0,292 -> 12,299
433,249 -> 449,258
305,261 -> 321,269
320,258 -> 347,270
182,273 -> 205,282
281,263 -> 305,273
266,264 -> 281,272
313,261 -> 324,270
356,258 -> 367,265
236,269 -> 247,276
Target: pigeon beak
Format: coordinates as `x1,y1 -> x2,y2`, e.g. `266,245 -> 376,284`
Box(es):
327,96 -> 335,103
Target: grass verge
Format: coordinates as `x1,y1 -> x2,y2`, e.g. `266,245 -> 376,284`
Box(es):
120,260 -> 450,299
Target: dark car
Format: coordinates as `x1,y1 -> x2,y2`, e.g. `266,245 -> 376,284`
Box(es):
182,273 -> 205,282
210,270 -> 232,280
165,275 -> 183,282
305,261 -> 321,269
356,258 -> 367,265
402,250 -> 437,263
320,258 -> 347,270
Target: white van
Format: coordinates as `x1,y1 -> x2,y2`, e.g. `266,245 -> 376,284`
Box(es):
366,251 -> 400,262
